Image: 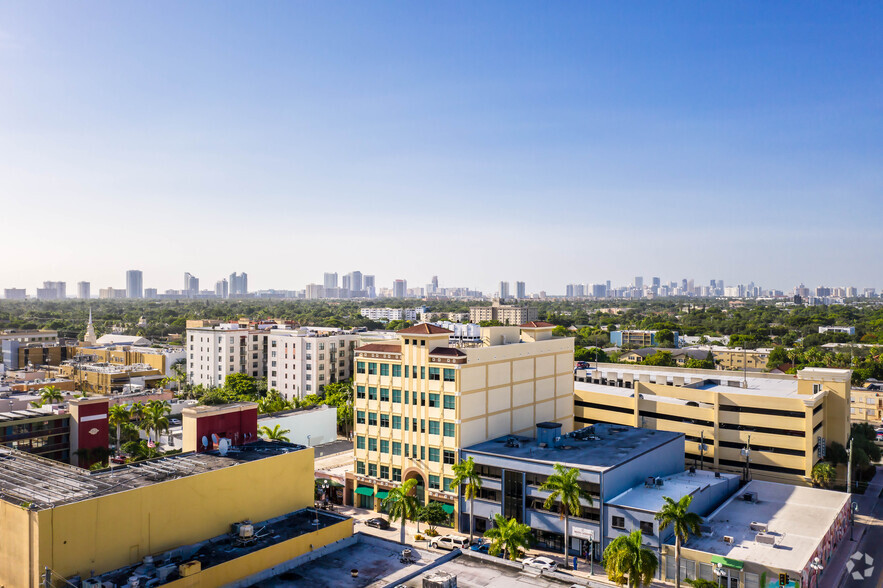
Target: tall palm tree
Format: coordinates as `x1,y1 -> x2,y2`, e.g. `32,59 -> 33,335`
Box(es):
142,401 -> 171,444
382,478 -> 420,544
259,424 -> 291,442
108,404 -> 131,453
655,495 -> 702,588
40,386 -> 64,405
451,456 -> 482,544
812,462 -> 836,488
539,463 -> 592,568
483,514 -> 534,561
129,401 -> 145,423
603,530 -> 658,588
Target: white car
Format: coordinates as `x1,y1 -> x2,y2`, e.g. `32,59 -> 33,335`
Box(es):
522,556 -> 558,571
428,535 -> 470,551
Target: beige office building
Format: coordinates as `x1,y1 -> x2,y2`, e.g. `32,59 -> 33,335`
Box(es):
347,322 -> 574,516
469,300 -> 539,325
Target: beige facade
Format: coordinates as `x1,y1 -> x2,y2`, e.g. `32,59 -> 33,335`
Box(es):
469,300 -> 538,325
850,386 -> 883,425
706,346 -> 771,370
349,322 -> 573,514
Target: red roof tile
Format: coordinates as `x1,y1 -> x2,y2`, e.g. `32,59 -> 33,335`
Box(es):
520,321 -> 555,328
357,343 -> 402,353
429,347 -> 466,357
397,323 -> 453,335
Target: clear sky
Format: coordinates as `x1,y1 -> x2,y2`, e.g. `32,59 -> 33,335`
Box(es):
1,2 -> 880,295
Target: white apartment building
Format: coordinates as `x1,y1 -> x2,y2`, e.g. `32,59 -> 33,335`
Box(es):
360,307 -> 428,322
186,324 -> 268,387
266,328 -> 359,399
819,326 -> 856,335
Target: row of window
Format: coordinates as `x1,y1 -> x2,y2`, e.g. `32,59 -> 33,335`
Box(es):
355,461 -> 456,491
356,437 -> 457,463
357,362 -> 456,382
355,413 -> 456,436
612,516 -> 654,536
356,387 -> 456,409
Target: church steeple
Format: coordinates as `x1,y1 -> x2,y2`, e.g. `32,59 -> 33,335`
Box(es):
84,308 -> 97,345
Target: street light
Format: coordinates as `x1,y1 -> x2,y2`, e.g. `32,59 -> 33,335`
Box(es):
810,556 -> 824,588
713,563 -> 725,588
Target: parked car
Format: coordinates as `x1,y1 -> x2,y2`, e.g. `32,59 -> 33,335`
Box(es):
429,535 -> 470,551
875,428 -> 883,441
522,556 -> 558,571
365,517 -> 390,530
470,539 -> 503,558
576,361 -> 590,369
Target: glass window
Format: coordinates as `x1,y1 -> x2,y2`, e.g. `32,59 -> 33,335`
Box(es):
443,395 -> 456,410
368,363 -> 377,375
380,414 -> 389,428
356,436 -> 365,449
368,463 -> 377,477
640,521 -> 654,536
356,386 -> 366,399
380,388 -> 390,402
443,422 -> 455,437
420,446 -> 425,460
392,415 -> 402,429
380,440 -> 389,453
612,516 -> 626,529
444,477 -> 455,492
356,461 -> 365,475
392,389 -> 402,403
392,365 -> 402,377
429,367 -> 440,381
429,474 -> 440,490
380,465 -> 389,479
443,368 -> 455,382
380,364 -> 390,376
428,447 -> 440,462
357,361 -> 365,374
393,468 -> 402,482
368,413 -> 377,426
368,438 -> 377,451
356,410 -> 366,425
368,387 -> 377,400
420,366 -> 426,379
428,393 -> 440,408
443,450 -> 455,464
392,442 -> 402,455
428,420 -> 440,435
404,390 -> 409,404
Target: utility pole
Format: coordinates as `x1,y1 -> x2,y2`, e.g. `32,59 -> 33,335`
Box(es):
847,436 -> 853,494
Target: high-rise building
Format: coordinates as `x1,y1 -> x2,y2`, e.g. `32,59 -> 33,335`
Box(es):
3,289 -> 26,300
305,284 -> 324,300
431,275 -> 439,294
229,272 -> 248,297
634,276 -> 643,290
499,281 -> 510,300
348,271 -> 363,293
515,281 -> 526,299
77,282 -> 91,300
186,324 -> 267,386
341,274 -> 352,291
364,275 -> 376,298
184,273 -> 199,297
215,279 -> 229,298
652,277 -> 661,288
266,328 -> 359,399
36,281 -> 66,300
469,300 -> 538,325
126,270 -> 143,299
393,279 -> 407,298
324,273 -> 339,290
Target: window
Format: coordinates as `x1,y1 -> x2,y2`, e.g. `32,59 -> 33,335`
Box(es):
392,365 -> 402,377
356,436 -> 365,450
428,447 -> 440,462
420,366 -> 426,379
368,363 -> 377,375
412,419 -> 417,432
368,463 -> 377,477
356,461 -> 365,475
429,367 -> 440,381
380,440 -> 389,453
392,416 -> 402,429
421,393 -> 426,406
640,521 -> 654,535
368,438 -> 377,452
443,395 -> 456,410
428,420 -> 440,435
429,475 -> 440,490
612,516 -> 626,529
380,363 -> 389,376
428,393 -> 440,408
368,413 -> 377,426
380,414 -> 390,428
392,442 -> 402,456
356,410 -> 366,425
412,366 -> 418,379
357,361 -> 365,374
368,387 -> 377,400
443,422 -> 455,437
444,477 -> 455,492
380,388 -> 390,402
393,468 -> 402,482
404,390 -> 410,404
392,389 -> 402,403
420,446 -> 425,460
380,465 -> 389,479
443,368 -> 455,382
356,386 -> 366,399
443,450 -> 455,464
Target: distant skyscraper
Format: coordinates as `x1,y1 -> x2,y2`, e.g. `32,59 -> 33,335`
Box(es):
515,281 -> 526,299
499,281 -> 510,299
652,277 -> 661,288
341,274 -> 351,291
37,281 -> 66,300
126,270 -> 143,299
431,275 -> 439,293
184,273 -> 199,296
144,288 -> 158,299
77,281 -> 91,300
229,272 -> 248,297
393,279 -> 407,298
364,275 -> 376,298
306,284 -> 324,300
215,279 -> 229,298
349,271 -> 363,293
634,276 -> 643,290
324,272 -> 339,290
566,284 -> 575,298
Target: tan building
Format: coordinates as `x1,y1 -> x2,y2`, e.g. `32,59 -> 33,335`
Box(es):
75,345 -> 184,377
56,362 -> 164,395
574,364 -> 851,486
703,346 -> 771,370
469,300 -> 538,325
850,386 -> 883,425
348,322 -> 574,517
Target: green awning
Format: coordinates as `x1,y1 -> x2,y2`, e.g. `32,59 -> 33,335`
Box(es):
711,556 -> 743,570
440,503 -> 455,514
375,491 -> 389,500
354,487 -> 375,497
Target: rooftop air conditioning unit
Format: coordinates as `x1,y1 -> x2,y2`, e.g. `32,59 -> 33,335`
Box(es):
723,536 -> 735,544
655,477 -> 664,487
742,492 -> 758,503
749,522 -> 768,532
645,477 -> 656,487
755,533 -> 776,545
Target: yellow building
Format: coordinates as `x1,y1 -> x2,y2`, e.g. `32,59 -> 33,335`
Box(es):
706,346 -> 771,370
56,362 -> 164,395
850,386 -> 883,425
0,437 -> 351,587
348,322 -> 573,517
574,364 -> 851,485
75,344 -> 181,375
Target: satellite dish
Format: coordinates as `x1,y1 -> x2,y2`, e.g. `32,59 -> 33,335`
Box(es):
219,438 -> 229,456
201,435 -> 209,450
211,433 -> 220,445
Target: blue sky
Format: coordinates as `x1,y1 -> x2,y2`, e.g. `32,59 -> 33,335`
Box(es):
0,3 -> 880,294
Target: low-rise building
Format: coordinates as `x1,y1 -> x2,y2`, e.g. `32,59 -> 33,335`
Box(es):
610,330 -> 679,349
819,326 -> 856,335
849,386 -> 883,425
57,361 -> 164,395
618,348 -> 710,366
360,307 -> 428,322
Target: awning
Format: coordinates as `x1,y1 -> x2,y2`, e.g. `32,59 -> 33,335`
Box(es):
354,487 -> 375,497
440,503 -> 455,514
711,556 -> 744,570
376,491 -> 390,500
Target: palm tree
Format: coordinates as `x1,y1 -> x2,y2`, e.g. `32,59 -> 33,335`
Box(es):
451,456 -> 482,544
122,439 -> 160,462
259,424 -> 291,442
382,478 -> 420,544
539,463 -> 592,568
812,462 -> 836,488
108,404 -> 131,453
141,401 -> 171,445
603,530 -> 658,587
655,495 -> 702,588
40,386 -> 64,405
129,401 -> 145,423
483,514 -> 534,561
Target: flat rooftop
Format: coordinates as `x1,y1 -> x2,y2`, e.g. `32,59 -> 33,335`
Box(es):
682,480 -> 850,572
397,553 -> 585,587
0,440 -> 306,509
0,408 -> 67,423
464,423 -> 682,471
607,469 -> 740,513
575,368 -> 806,399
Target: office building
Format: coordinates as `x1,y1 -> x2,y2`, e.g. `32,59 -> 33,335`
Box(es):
126,269 -> 143,298
229,272 -> 248,297
573,364 -> 851,485
347,322 -> 574,519
515,281 -> 526,299
499,281 -> 510,299
634,276 -> 643,290
266,328 -> 359,398
215,278 -> 229,298
364,275 -> 375,289
348,270 -> 363,293
36,281 -> 66,300
186,323 -> 268,387
324,272 -> 339,290
393,279 -> 407,298
469,300 -> 539,326
184,272 -> 199,296
76,281 -> 90,300
3,288 -> 26,300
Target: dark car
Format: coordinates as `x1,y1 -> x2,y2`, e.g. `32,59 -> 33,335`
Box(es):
365,517 -> 390,530
470,540 -> 503,557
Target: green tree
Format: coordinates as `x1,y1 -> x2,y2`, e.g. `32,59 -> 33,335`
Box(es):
121,439 -> 160,462
259,424 -> 291,442
224,373 -> 259,398
39,386 -> 64,405
539,463 -> 592,568
382,478 -> 420,544
655,495 -> 702,588
451,456 -> 483,544
643,351 -> 676,367
811,462 -> 836,488
766,346 -> 790,370
603,530 -> 658,587
655,329 -> 676,348
129,401 -> 145,422
483,514 -> 534,561
108,404 -> 131,453
418,502 -> 449,533
141,400 -> 171,445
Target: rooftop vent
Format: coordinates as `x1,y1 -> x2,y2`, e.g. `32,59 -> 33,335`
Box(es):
742,492 -> 758,503
723,535 -> 735,544
749,522 -> 768,532
755,533 -> 776,545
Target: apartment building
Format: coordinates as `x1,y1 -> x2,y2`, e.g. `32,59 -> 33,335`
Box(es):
186,324 -> 268,387
469,299 -> 539,325
705,346 -> 771,370
819,326 -> 856,335
850,386 -> 882,425
347,322 -> 574,518
573,364 -> 851,485
3,288 -> 26,300
360,307 -> 428,322
266,328 -> 359,399
609,330 -> 679,348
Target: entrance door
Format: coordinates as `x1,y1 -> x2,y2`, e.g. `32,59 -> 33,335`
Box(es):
414,482 -> 426,507
728,574 -> 739,588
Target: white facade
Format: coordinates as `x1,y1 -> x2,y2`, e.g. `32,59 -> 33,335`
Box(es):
266,329 -> 359,399
360,307 -> 427,321
258,405 -> 337,447
186,325 -> 267,387
819,326 -> 855,335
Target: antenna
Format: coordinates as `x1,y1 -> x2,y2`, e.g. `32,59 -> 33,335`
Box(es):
219,438 -> 229,456
211,433 -> 220,445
